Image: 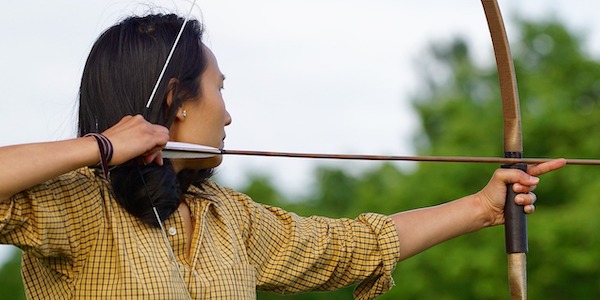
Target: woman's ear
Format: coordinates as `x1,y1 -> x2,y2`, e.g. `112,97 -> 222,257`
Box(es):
164,78 -> 179,109
165,78 -> 186,122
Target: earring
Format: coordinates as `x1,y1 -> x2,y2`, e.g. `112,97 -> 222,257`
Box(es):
182,110 -> 187,119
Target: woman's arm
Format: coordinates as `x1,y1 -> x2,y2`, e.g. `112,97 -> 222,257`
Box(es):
0,137 -> 100,200
0,115 -> 169,201
390,158 -> 566,261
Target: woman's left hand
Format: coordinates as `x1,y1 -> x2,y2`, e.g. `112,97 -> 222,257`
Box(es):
477,158 -> 567,227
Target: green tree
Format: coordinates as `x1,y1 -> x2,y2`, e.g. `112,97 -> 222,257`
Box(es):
0,247 -> 25,300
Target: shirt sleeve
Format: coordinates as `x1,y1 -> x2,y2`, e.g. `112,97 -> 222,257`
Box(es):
228,188 -> 401,299
0,168 -> 105,259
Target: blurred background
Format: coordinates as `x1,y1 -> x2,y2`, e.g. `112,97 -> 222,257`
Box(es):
1,0 -> 600,299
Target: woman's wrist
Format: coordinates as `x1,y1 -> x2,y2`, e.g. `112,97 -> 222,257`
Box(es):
472,192 -> 501,229
83,133 -> 114,178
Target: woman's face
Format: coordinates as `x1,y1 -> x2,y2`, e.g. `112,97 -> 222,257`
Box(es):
169,45 -> 232,170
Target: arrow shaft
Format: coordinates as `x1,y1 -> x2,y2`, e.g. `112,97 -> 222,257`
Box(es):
161,148 -> 600,165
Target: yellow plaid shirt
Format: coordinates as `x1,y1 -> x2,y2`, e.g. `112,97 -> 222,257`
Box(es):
0,167 -> 400,299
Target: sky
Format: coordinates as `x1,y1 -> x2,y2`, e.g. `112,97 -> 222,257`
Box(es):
1,0 -> 600,262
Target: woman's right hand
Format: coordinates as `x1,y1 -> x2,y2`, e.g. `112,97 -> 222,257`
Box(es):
100,115 -> 170,166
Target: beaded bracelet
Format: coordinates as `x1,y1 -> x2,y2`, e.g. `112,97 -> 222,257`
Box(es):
84,132 -> 114,179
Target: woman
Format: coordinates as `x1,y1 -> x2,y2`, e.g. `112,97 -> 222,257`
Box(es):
0,13 -> 565,299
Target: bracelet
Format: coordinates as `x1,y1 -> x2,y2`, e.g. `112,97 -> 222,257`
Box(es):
84,132 -> 114,179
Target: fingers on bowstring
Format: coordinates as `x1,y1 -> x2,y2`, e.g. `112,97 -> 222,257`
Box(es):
153,152 -> 165,166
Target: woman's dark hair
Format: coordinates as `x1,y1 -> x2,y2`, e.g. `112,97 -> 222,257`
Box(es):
78,14 -> 212,227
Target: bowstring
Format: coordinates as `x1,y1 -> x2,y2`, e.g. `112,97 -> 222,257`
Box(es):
145,0 -> 198,109
142,1 -> 198,299
137,166 -> 192,300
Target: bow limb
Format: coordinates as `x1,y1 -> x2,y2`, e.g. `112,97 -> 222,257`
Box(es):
481,1 -> 527,299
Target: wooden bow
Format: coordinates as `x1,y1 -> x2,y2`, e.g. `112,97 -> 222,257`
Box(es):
482,0 -> 527,299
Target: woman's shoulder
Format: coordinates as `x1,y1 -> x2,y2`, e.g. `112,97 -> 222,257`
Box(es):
22,167 -> 106,201
62,167 -> 102,181
187,180 -> 266,219
190,180 -> 249,202
51,167 -> 105,189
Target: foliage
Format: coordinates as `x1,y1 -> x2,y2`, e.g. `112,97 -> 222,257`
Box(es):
2,17 -> 600,300
0,247 -> 25,300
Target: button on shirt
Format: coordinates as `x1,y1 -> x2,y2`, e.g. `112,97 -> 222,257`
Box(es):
0,168 -> 401,299
168,227 -> 177,236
